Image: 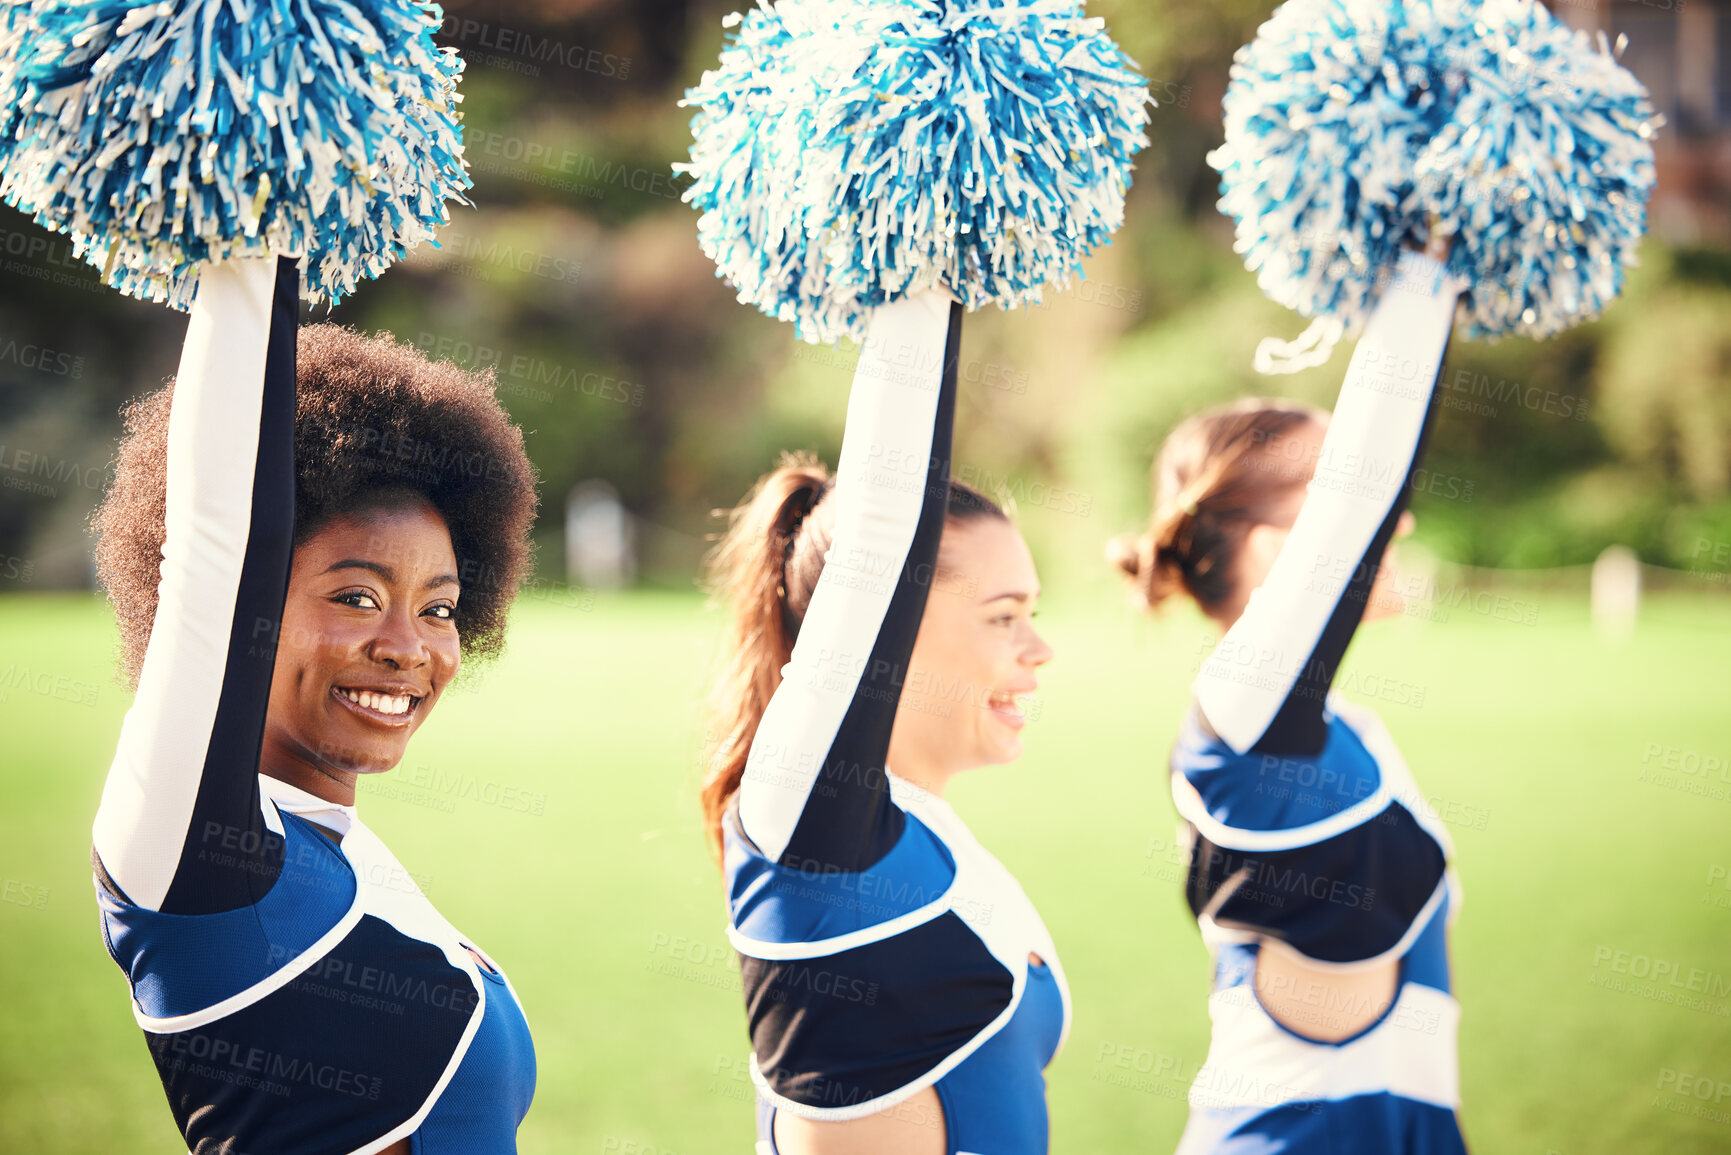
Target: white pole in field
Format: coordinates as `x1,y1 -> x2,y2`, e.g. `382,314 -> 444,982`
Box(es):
565,480 -> 635,590
1591,545 -> 1640,641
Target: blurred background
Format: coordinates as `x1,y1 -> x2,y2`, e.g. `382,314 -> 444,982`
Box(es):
2,0 -> 1729,591
1,1 -> 1728,1152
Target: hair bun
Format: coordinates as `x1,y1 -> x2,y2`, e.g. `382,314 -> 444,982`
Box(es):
1106,533 -> 1146,580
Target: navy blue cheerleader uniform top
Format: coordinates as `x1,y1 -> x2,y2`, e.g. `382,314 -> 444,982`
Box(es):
90,257 -> 535,1153
723,292 -> 1072,1155
1173,250 -> 1468,1153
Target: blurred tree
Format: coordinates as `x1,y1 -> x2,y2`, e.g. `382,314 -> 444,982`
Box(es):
1596,250 -> 1731,502
1,0 -> 1728,592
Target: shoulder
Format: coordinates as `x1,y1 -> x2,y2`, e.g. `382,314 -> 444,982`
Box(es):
1172,701 -> 1388,851
722,800 -> 958,948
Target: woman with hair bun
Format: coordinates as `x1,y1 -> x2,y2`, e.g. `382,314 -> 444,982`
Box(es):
90,258 -> 539,1152
1116,249 -> 1469,1152
702,294 -> 1065,1155
1109,397 -> 1331,622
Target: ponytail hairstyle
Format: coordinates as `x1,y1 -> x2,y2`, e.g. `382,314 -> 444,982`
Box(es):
1109,398 -> 1328,616
700,452 -> 1005,860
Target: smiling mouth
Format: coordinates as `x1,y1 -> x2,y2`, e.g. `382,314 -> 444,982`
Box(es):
986,690 -> 1031,726
332,686 -> 423,726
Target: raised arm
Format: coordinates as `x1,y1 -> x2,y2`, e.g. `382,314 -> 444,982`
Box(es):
1196,249 -> 1463,756
736,291 -> 960,874
91,256 -> 299,915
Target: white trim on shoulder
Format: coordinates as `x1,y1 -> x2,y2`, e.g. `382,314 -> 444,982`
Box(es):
1172,765 -> 1396,854
132,893 -> 367,1033
726,890 -> 954,961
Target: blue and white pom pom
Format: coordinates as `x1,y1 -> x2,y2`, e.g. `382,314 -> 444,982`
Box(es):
1419,0 -> 1658,339
0,0 -> 471,307
675,2 -> 842,339
1210,0 -> 1658,361
679,0 -> 1152,345
1209,0 -> 1456,347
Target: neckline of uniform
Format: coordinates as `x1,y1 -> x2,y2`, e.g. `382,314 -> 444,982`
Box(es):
259,773 -> 358,838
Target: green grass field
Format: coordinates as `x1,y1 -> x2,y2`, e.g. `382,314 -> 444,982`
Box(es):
2,588 -> 1728,1154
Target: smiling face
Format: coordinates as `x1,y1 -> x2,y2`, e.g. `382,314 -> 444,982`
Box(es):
261,496 -> 462,802
887,516 -> 1054,793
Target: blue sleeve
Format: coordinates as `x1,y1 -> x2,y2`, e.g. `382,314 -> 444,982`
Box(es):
91,256 -> 300,915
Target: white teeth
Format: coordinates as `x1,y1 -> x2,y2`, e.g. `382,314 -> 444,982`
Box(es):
342,689 -> 413,716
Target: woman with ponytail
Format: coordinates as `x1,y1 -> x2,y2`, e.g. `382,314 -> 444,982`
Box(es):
701,294 -> 1065,1155
1142,0 -> 1662,1135
1116,249 -> 1469,1153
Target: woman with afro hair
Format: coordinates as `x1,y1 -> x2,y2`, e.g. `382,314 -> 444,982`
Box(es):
89,256 -> 539,1153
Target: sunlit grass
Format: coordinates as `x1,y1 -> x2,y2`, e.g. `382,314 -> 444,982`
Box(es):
0,589 -> 1727,1153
